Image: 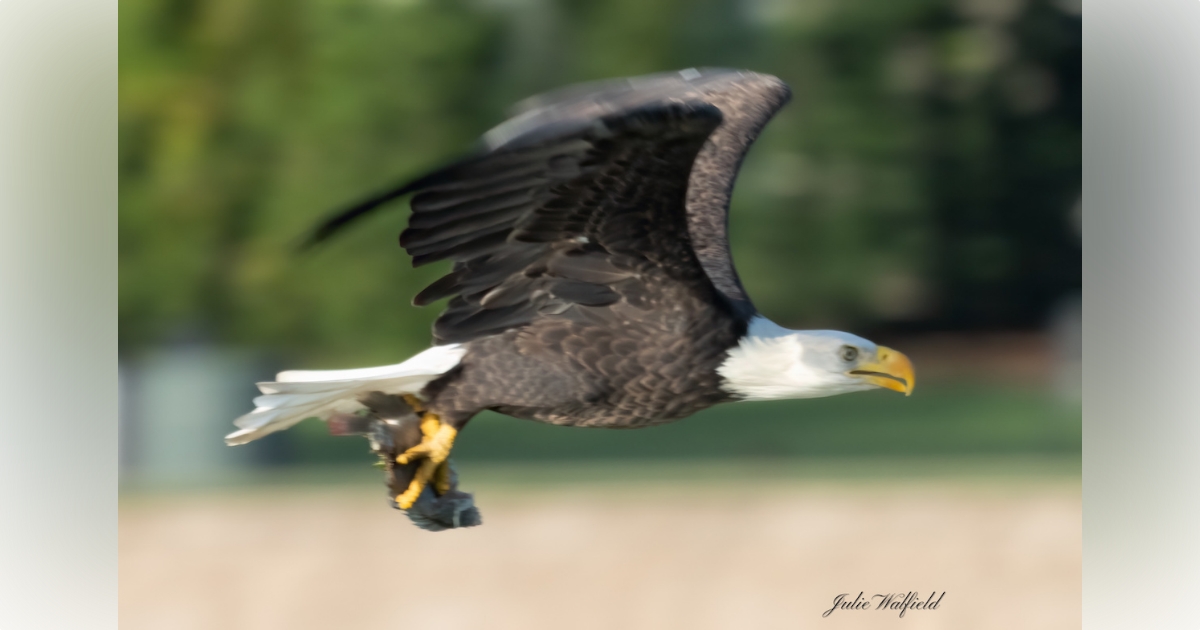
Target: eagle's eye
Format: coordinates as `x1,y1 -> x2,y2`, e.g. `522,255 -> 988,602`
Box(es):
840,345 -> 859,362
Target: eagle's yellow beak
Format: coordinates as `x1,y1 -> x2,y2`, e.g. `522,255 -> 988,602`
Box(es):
849,346 -> 915,396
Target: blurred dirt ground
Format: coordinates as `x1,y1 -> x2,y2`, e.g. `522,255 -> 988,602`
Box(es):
120,468 -> 1079,630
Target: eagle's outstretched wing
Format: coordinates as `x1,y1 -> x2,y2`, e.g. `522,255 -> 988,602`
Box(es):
497,69 -> 791,313
308,69 -> 791,345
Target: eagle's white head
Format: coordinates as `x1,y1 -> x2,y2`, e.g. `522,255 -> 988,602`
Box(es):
718,316 -> 915,401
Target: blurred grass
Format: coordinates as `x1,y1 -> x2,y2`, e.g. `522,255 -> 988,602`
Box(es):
118,455 -> 1079,501
281,382 -> 1080,466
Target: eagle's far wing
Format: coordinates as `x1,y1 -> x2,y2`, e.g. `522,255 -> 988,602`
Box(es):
500,69 -> 792,317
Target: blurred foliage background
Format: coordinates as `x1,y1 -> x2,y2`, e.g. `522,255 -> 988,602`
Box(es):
118,0 -> 1080,473
119,0 -> 1080,361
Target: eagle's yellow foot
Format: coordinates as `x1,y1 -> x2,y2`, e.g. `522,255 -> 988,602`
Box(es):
394,413 -> 458,509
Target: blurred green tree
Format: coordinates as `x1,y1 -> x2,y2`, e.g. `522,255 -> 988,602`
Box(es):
119,0 -> 1079,365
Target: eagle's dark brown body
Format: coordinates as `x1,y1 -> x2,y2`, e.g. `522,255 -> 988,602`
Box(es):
423,289 -> 747,428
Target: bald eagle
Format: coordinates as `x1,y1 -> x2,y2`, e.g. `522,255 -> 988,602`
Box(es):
226,69 -> 914,524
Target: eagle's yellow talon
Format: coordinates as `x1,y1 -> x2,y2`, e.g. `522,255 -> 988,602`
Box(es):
395,489 -> 420,510
433,460 -> 453,495
392,413 -> 458,509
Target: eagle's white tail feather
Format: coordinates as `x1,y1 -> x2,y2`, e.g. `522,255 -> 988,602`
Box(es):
225,344 -> 465,446
274,359 -> 469,382
252,390 -> 345,410
254,380 -> 361,395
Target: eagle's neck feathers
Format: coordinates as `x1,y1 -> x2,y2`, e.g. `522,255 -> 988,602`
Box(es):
716,316 -> 872,401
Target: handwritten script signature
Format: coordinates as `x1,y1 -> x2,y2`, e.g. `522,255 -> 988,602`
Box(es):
822,592 -> 945,618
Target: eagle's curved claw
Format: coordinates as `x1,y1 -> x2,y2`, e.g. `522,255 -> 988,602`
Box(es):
394,414 -> 458,509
